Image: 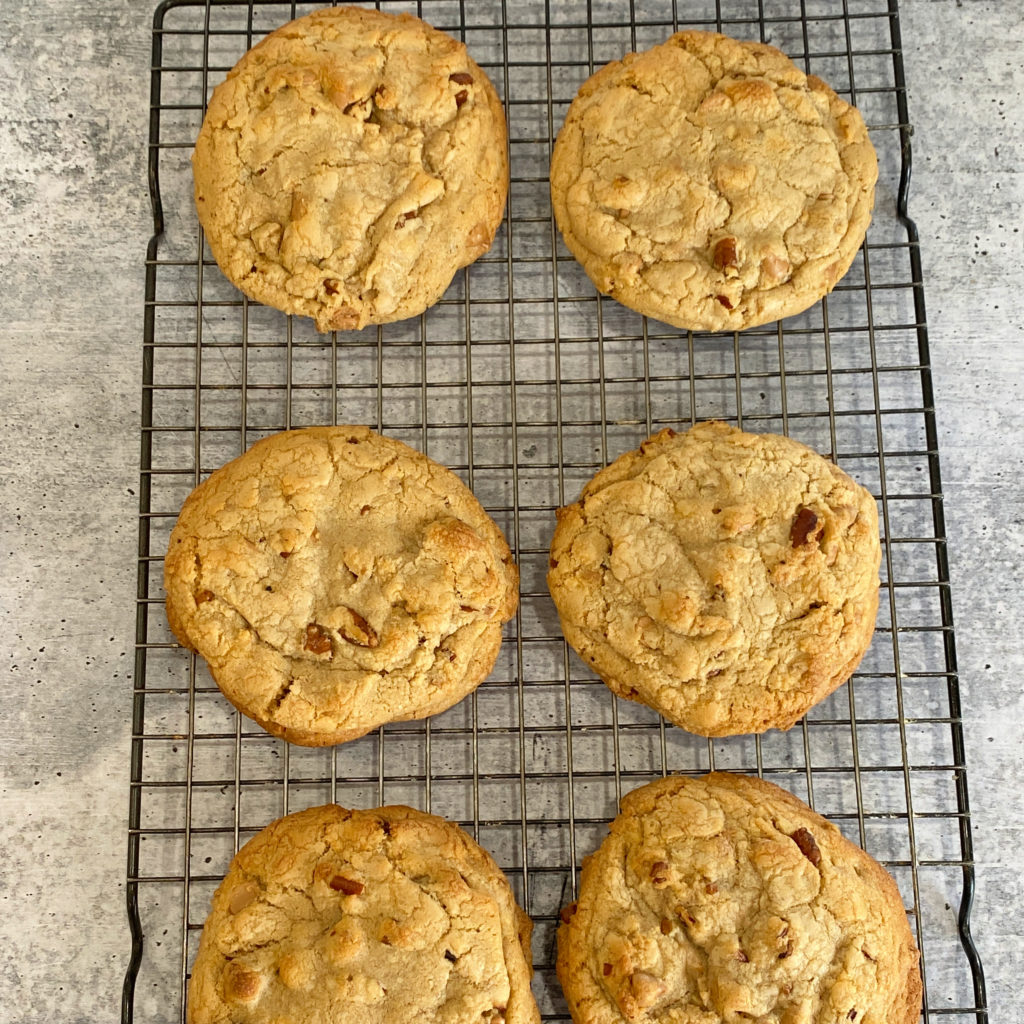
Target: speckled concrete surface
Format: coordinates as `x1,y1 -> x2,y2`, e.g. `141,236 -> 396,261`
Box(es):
1,5 -> 151,1021
900,4 -> 1024,1018
0,2 -> 1019,1022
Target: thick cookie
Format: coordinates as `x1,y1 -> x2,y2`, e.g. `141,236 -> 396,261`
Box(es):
557,773 -> 921,1024
164,426 -> 518,745
188,804 -> 540,1024
550,31 -> 878,331
547,422 -> 880,736
192,6 -> 508,332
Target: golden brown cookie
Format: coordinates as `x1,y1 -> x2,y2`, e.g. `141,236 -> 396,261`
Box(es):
547,422 -> 880,736
192,6 -> 508,332
557,773 -> 921,1024
188,804 -> 540,1024
164,426 -> 518,746
550,31 -> 878,331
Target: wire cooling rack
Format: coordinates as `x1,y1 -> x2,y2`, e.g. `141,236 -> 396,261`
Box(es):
124,1 -> 988,1021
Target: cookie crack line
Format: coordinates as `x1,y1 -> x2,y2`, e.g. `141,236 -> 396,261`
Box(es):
265,673 -> 295,716
202,591 -> 275,655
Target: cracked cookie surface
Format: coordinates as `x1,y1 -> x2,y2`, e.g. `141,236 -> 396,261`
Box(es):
192,6 -> 508,332
549,31 -> 877,331
557,773 -> 921,1024
164,426 -> 518,746
547,422 -> 880,736
188,803 -> 540,1024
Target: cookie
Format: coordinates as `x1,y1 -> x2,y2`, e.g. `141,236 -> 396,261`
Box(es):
164,426 -> 518,745
192,6 -> 508,332
557,773 -> 921,1024
547,421 -> 880,736
549,30 -> 878,332
188,803 -> 540,1024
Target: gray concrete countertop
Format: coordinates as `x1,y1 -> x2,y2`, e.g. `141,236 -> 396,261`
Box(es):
1,2 -> 1019,1021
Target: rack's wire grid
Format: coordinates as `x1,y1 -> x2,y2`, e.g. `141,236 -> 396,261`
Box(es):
124,1 -> 988,1021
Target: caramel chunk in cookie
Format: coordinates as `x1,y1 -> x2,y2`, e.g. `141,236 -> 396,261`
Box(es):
547,421 -> 880,736
550,31 -> 877,331
557,774 -> 921,1024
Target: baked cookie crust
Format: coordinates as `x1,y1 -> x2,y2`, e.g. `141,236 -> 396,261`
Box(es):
188,804 -> 540,1024
550,30 -> 878,331
192,5 -> 508,332
164,426 -> 518,745
547,422 -> 880,736
557,773 -> 921,1024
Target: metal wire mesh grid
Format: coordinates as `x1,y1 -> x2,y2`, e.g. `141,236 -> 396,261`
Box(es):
124,1 -> 987,1021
